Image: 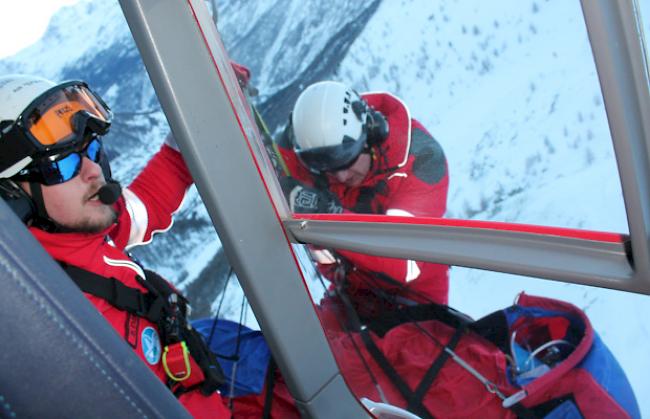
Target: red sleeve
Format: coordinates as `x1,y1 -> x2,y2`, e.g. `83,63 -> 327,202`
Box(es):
385,166 -> 449,218
386,120 -> 449,217
110,144 -> 193,249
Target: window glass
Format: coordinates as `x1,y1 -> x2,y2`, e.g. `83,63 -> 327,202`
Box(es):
270,0 -> 628,234
292,243 -> 648,416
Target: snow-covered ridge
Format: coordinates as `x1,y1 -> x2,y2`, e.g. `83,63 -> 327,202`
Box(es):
2,2 -> 128,81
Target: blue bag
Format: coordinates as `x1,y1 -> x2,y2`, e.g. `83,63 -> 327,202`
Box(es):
192,318 -> 271,397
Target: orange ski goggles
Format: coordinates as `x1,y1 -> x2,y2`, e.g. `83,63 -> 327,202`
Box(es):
0,81 -> 112,178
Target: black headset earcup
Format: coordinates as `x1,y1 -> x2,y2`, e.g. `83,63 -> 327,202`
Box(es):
0,181 -> 35,224
8,194 -> 36,224
367,110 -> 389,146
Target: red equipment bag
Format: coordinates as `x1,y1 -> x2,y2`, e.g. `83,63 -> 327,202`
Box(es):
318,292 -> 640,418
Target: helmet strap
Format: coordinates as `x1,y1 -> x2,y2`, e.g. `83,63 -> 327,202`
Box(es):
28,181 -> 68,233
0,179 -> 36,224
29,181 -> 49,223
366,110 -> 389,146
98,149 -> 113,180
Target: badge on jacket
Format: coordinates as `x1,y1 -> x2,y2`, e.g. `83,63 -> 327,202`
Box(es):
141,327 -> 162,365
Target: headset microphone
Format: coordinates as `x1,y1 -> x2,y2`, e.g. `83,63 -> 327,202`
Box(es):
97,180 -> 122,205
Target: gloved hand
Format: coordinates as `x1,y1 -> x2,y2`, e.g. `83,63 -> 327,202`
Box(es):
280,177 -> 343,214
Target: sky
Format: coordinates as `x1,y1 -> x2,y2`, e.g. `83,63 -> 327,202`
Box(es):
0,0 -> 80,59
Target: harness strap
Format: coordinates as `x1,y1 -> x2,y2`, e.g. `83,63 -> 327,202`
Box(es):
62,263 -> 158,322
359,327 -> 434,419
364,303 -> 472,337
182,324 -> 224,396
137,268 -> 189,324
262,357 -> 277,419
59,262 -> 225,396
407,325 -> 464,413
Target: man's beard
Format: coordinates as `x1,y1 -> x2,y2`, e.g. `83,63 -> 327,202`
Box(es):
62,205 -> 118,234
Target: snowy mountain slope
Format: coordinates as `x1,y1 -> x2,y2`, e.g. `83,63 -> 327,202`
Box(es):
338,0 -> 624,230
0,2 -> 129,80
218,0 -> 379,97
1,0 -> 649,414
220,0 -> 383,130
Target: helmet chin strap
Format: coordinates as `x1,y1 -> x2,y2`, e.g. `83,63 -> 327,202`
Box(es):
28,181 -> 72,233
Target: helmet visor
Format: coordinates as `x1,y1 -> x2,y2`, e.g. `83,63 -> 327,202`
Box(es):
296,132 -> 367,173
22,82 -> 111,148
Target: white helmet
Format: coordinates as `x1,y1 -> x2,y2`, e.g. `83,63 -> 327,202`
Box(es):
0,74 -> 112,179
0,75 -> 56,123
291,81 -> 370,173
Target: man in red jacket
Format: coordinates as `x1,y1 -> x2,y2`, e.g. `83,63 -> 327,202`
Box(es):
277,81 -> 450,317
0,74 -> 229,418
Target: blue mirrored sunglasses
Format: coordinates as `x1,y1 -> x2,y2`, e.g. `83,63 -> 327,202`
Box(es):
19,138 -> 103,186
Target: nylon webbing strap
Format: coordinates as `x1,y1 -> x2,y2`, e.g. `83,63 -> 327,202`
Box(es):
407,326 -> 464,413
365,303 -> 471,337
60,262 -> 226,397
29,182 -> 49,224
336,283 -> 436,418
262,357 -> 277,419
61,263 -> 157,322
359,327 -> 434,419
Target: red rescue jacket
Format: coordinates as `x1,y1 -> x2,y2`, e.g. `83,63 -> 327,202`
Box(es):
31,145 -> 229,419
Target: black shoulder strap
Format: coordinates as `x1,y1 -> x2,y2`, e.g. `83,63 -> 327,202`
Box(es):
407,326 -> 464,414
262,357 -> 277,419
60,263 -> 162,323
359,327 -> 435,419
61,262 -> 226,396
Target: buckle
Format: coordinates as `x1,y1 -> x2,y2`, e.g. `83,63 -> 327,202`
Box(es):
112,281 -> 149,317
134,292 -> 149,318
